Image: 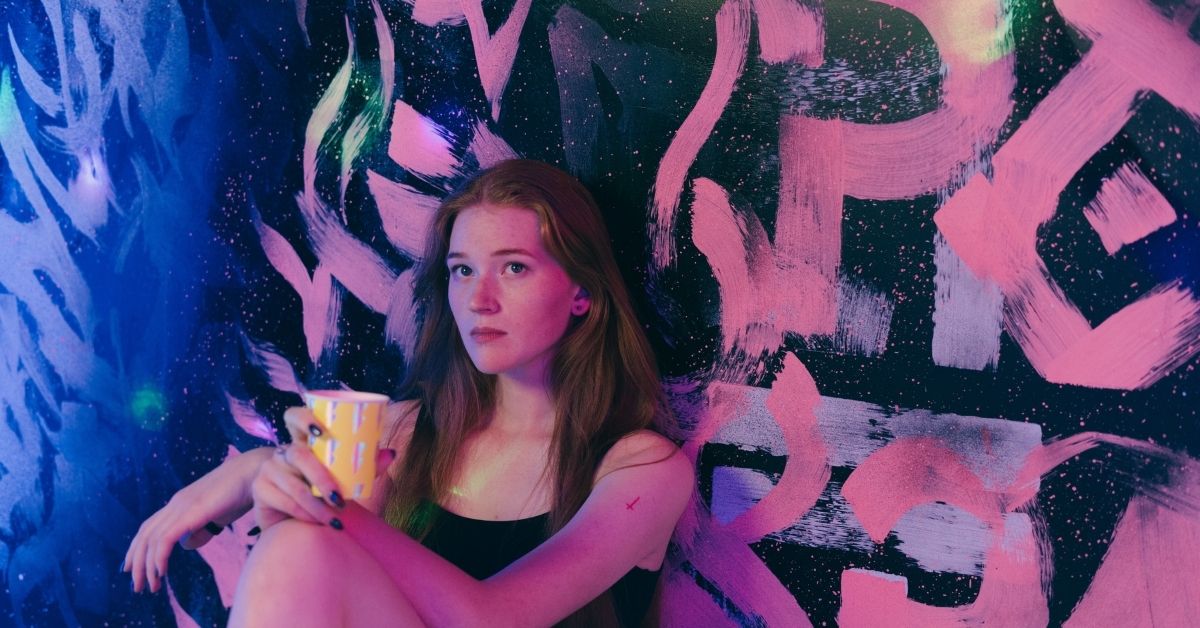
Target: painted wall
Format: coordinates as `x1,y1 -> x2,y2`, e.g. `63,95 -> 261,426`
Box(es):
2,0 -> 1198,625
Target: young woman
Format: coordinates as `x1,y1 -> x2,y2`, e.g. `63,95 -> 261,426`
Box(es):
123,159 -> 693,626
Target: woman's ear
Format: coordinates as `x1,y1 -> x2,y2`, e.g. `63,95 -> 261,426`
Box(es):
571,287 -> 591,316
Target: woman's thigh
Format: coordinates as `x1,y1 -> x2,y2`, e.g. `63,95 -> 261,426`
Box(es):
231,519 -> 425,627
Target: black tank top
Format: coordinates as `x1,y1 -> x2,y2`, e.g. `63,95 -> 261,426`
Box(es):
421,505 -> 660,626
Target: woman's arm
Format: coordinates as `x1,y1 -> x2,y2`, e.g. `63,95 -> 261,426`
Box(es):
338,431 -> 693,627
124,445 -> 275,592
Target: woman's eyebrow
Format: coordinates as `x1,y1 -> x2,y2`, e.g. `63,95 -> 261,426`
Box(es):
446,247 -> 536,261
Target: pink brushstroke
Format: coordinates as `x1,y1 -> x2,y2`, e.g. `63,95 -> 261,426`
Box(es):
366,170 -> 440,259
253,212 -> 342,362
1056,0 -> 1200,118
1083,163 -> 1176,255
1065,496 -> 1200,626
167,584 -> 202,628
751,0 -> 823,65
384,269 -> 419,361
931,233 -> 1003,370
689,177 -> 779,363
650,0 -> 749,269
297,191 -> 398,315
224,392 -> 278,443
462,0 -> 531,121
468,120 -> 519,167
839,434 -> 1048,625
841,0 -> 1015,200
241,338 -> 304,395
690,128 -> 847,374
776,114 -> 842,336
934,47 -> 1200,389
842,437 -> 1004,542
672,355 -> 825,624
728,353 -> 828,542
409,0 -> 466,27
386,100 -> 460,179
839,516 -> 1046,626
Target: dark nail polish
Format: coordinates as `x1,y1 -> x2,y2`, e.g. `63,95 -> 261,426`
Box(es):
329,491 -> 345,508
119,559 -> 126,575
308,423 -> 323,437
247,526 -> 261,536
130,581 -> 135,593
330,517 -> 343,530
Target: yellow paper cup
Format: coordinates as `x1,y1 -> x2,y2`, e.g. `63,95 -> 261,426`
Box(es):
303,390 -> 389,501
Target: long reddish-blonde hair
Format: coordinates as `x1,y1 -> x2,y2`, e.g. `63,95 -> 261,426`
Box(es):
381,159 -> 671,626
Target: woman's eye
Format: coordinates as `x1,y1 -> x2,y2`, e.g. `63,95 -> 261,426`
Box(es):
506,262 -> 527,274
449,265 -> 472,278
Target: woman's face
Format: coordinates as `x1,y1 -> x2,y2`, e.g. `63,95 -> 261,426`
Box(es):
446,203 -> 590,383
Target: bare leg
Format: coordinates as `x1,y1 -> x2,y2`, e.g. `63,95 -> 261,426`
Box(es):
229,519 -> 425,627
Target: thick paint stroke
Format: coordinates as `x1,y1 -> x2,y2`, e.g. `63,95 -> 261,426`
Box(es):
752,0 -> 823,65
253,213 -> 342,362
650,0 -> 749,269
462,0 -> 531,121
1056,0 -> 1200,119
931,233 -> 1003,371
468,120 -> 519,168
776,114 -> 842,336
675,355 -> 825,624
408,0 -> 466,27
366,170 -> 440,259
839,514 -> 1046,626
1064,496 -> 1200,626
842,437 -> 1004,542
935,44 -> 1200,389
240,338 -> 304,395
840,0 -> 1015,200
386,99 -> 461,181
1083,162 -> 1177,255
225,394 -> 278,444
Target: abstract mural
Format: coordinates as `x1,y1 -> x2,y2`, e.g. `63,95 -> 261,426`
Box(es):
1,0 -> 1197,625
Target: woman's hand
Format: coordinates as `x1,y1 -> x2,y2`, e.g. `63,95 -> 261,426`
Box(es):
249,408 -> 397,533
123,446 -> 273,593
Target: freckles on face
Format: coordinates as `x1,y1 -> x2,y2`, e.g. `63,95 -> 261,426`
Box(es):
446,204 -> 583,379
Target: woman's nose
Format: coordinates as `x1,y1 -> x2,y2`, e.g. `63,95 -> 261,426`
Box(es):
468,276 -> 499,313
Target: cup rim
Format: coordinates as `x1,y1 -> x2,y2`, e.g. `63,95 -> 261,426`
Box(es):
304,390 -> 391,404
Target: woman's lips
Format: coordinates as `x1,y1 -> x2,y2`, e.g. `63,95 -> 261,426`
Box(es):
470,328 -> 507,343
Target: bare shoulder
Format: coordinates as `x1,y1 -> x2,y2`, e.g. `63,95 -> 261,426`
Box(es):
594,430 -> 692,487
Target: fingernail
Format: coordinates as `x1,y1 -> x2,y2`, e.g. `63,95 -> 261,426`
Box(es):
119,559 -> 126,575
130,581 -> 135,593
308,423 -> 323,437
329,491 -> 345,508
247,526 -> 261,536
330,517 -> 343,530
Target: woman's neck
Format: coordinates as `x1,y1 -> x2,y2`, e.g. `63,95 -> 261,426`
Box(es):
490,374 -> 556,436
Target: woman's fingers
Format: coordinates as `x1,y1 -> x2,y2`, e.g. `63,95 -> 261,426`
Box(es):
255,457 -> 339,526
279,443 -> 344,509
283,406 -> 319,447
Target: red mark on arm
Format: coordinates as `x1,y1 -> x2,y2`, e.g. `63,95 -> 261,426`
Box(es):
625,496 -> 641,511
